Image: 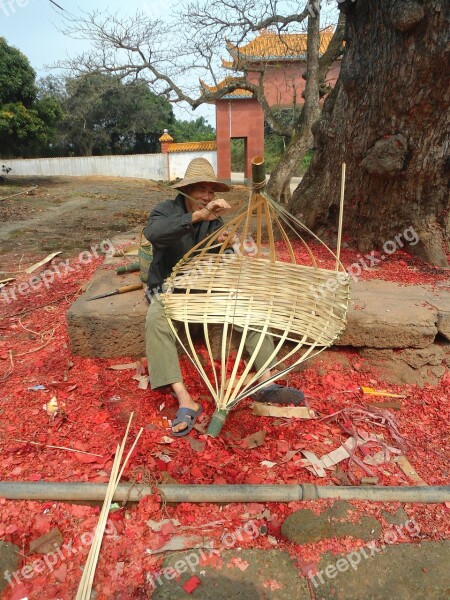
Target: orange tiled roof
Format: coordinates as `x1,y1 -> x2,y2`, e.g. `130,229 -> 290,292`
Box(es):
200,77 -> 253,98
159,132 -> 174,142
167,141 -> 217,153
226,27 -> 334,65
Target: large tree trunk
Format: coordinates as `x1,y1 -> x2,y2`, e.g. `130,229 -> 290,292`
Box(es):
288,0 -> 450,266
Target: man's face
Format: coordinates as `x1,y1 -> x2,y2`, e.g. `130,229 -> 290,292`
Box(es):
184,183 -> 216,212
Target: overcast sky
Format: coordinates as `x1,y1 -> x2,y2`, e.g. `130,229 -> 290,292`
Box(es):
1,0 -> 338,126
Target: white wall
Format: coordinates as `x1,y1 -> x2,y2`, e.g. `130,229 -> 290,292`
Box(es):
2,154 -> 168,180
168,151 -> 218,180
2,151 -> 219,182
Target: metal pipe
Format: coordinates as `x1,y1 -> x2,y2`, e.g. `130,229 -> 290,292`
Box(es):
0,482 -> 448,504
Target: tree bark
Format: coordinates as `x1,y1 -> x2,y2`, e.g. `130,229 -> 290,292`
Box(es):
288,0 -> 450,266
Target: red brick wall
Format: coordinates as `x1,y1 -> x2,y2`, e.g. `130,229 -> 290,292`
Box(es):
215,61 -> 341,179
246,60 -> 341,106
216,99 -> 264,179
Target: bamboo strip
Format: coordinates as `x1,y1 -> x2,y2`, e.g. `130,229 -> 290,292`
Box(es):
240,188 -> 253,251
336,163 -> 346,270
256,197 -> 262,258
76,414 -> 142,600
222,304 -> 252,407
203,321 -> 220,398
262,196 -> 276,262
76,445 -> 122,600
218,301 -> 274,410
82,427 -> 143,598
273,214 -> 297,263
228,308 -> 297,404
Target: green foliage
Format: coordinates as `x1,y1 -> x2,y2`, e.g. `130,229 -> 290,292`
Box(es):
53,73 -> 175,156
230,139 -> 245,171
171,117 -> 215,142
0,37 -> 36,106
264,134 -> 286,173
0,38 -> 61,157
230,134 -> 313,176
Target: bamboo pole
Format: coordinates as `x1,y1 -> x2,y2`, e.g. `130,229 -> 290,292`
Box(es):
335,162 -> 346,270
251,156 -> 266,193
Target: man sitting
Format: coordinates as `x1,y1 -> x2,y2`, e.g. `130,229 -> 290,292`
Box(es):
144,158 -> 303,436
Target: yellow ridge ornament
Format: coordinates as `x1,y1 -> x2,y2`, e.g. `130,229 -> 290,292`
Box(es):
161,157 -> 350,436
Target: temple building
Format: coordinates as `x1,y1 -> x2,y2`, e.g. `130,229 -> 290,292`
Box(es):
199,27 -> 340,180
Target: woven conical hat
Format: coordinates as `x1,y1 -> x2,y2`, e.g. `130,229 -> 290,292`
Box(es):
170,158 -> 230,192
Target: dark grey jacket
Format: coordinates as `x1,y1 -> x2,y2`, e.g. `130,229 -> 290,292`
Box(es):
144,194 -> 223,294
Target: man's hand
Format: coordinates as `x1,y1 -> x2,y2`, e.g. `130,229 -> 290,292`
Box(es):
217,230 -> 239,245
192,199 -> 231,223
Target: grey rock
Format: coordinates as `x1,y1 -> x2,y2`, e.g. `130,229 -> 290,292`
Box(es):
359,345 -> 447,387
67,267 -> 147,358
0,541 -> 19,594
151,549 -> 310,599
312,541 -> 450,600
281,504 -> 382,545
337,280 -> 438,349
381,508 -> 409,526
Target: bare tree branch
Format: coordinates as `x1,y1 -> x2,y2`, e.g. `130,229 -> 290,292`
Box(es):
52,1 -> 342,196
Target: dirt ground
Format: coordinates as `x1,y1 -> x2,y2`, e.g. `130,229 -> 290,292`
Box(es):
0,176 -> 247,261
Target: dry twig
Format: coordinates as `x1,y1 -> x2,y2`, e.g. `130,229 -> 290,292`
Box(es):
0,350 -> 14,382
10,439 -> 104,457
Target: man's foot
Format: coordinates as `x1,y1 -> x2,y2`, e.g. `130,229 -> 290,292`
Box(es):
171,404 -> 203,437
171,382 -> 201,434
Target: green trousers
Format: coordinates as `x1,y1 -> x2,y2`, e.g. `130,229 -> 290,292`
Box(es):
145,298 -> 277,390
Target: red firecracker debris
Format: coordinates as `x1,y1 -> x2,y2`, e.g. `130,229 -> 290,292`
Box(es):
0,243 -> 449,599
182,576 -> 201,594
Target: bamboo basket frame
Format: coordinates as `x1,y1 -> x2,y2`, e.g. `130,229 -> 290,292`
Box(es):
161,158 -> 350,435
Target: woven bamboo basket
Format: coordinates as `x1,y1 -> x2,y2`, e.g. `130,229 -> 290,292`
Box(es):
138,229 -> 153,283
161,157 -> 350,436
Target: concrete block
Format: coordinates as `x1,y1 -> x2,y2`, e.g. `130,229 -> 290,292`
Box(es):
67,268 -> 147,358
337,280 -> 438,348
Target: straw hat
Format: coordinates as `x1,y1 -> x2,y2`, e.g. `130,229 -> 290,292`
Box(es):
170,158 -> 230,192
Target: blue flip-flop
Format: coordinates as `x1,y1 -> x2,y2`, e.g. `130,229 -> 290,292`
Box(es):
251,384 -> 305,406
171,405 -> 203,437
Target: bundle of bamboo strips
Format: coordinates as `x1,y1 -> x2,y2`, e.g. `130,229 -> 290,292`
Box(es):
76,413 -> 143,600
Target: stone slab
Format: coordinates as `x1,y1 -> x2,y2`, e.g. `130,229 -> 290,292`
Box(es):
67,264 -> 449,358
336,280 -> 441,348
312,541 -> 450,600
151,549 -> 310,600
67,268 -> 147,358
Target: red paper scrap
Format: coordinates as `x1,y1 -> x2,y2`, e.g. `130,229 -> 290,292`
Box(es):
182,575 -> 201,594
